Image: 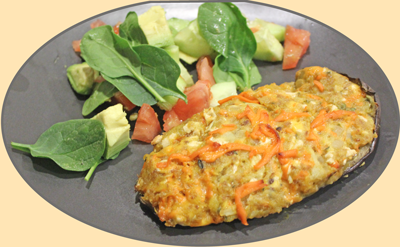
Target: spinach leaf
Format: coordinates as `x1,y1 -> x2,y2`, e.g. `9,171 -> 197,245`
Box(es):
101,74 -> 157,106
80,25 -> 186,104
119,11 -> 148,46
82,80 -> 119,116
11,119 -> 106,171
198,2 -> 258,91
213,54 -> 261,88
132,45 -> 186,102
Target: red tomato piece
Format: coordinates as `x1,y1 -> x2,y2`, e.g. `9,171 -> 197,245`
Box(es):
112,91 -> 136,111
90,19 -> 106,29
172,80 -> 212,122
163,110 -> 181,132
113,21 -> 122,35
72,40 -> 81,52
196,55 -> 216,86
282,25 -> 310,70
131,104 -> 161,143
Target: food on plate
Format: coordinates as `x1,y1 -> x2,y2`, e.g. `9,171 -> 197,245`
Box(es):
282,25 -> 311,70
66,62 -> 99,95
135,66 -> 379,227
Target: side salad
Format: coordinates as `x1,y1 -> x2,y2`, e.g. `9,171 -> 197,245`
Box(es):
11,2 -> 310,182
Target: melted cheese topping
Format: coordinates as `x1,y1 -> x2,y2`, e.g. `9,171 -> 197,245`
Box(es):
136,66 -> 377,227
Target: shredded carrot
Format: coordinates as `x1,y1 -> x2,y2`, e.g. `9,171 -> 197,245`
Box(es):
328,161 -> 340,169
274,111 -> 311,122
254,142 -> 280,169
208,124 -> 237,136
218,95 -> 259,105
278,149 -> 298,158
189,141 -> 221,160
311,110 -> 356,129
219,109 -> 228,116
235,180 -> 267,225
239,91 -> 258,101
157,153 -> 192,168
313,80 -> 324,92
200,143 -> 255,163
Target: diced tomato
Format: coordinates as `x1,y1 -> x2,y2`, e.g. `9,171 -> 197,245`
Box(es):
163,110 -> 181,132
112,91 -> 136,111
72,40 -> 81,52
171,80 -> 212,122
90,19 -> 106,29
196,56 -> 216,86
113,21 -> 122,35
131,104 -> 161,143
282,25 -> 310,70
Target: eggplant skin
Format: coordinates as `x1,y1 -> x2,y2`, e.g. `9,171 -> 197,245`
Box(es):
135,66 -> 379,227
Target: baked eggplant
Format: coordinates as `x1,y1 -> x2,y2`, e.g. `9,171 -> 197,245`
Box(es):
135,66 -> 380,227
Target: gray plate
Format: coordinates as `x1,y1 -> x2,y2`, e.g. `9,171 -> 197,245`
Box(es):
2,1 -> 399,246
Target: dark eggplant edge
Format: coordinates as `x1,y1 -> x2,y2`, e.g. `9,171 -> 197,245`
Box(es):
135,72 -> 382,226
339,73 -> 381,175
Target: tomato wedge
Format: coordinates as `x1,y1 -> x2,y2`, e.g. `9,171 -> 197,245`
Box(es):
196,55 -> 216,86
163,110 -> 181,132
71,40 -> 81,52
131,104 -> 161,143
282,25 -> 310,70
171,80 -> 212,122
112,91 -> 136,111
90,19 -> 106,29
113,21 -> 122,35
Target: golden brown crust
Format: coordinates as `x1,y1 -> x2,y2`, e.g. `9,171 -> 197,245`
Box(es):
135,67 -> 378,227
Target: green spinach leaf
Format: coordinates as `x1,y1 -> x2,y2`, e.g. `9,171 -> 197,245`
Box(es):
132,45 -> 186,102
80,25 -> 186,104
213,54 -> 261,88
101,74 -> 157,106
11,119 -> 106,171
82,80 -> 119,116
119,11 -> 148,46
198,2 -> 258,91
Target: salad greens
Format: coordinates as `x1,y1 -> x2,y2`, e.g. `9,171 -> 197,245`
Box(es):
198,2 -> 259,91
12,2 -> 290,182
119,11 -> 148,46
11,119 -> 106,172
80,25 -> 186,106
82,80 -> 118,116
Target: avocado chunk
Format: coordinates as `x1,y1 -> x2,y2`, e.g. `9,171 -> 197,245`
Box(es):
174,19 -> 214,59
168,17 -> 190,37
163,45 -> 194,87
210,81 -> 238,107
138,6 -> 174,48
91,104 -> 130,159
253,28 -> 283,62
66,62 -> 99,95
249,18 -> 286,42
179,51 -> 198,65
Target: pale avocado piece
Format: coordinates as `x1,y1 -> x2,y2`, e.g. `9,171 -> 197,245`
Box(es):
66,62 -> 99,95
179,51 -> 198,65
249,18 -> 286,42
91,104 -> 130,160
157,77 -> 187,111
168,18 -> 190,37
164,45 -> 194,87
210,81 -> 238,107
253,27 -> 284,62
138,6 -> 174,48
174,19 -> 214,59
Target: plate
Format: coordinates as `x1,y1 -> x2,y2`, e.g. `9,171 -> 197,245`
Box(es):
2,1 -> 399,246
